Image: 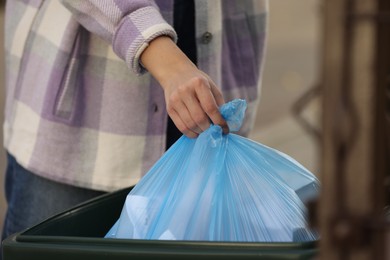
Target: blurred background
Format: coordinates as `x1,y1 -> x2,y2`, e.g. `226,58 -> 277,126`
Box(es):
0,2 -> 6,236
249,0 -> 321,175
0,1 -> 322,236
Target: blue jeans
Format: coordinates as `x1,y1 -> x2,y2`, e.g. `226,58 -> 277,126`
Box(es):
1,153 -> 106,241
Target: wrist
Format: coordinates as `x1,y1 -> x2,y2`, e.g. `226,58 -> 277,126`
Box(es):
140,36 -> 197,89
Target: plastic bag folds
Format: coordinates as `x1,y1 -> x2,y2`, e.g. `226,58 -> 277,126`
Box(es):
106,99 -> 319,242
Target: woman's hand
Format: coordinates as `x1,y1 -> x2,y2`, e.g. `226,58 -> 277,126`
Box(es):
141,36 -> 228,138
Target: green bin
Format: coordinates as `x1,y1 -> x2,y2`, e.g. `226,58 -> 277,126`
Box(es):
2,187 -> 318,259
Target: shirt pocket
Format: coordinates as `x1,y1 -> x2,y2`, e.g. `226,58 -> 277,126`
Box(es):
53,28 -> 85,121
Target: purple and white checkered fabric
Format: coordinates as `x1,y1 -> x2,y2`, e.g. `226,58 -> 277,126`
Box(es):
4,0 -> 268,191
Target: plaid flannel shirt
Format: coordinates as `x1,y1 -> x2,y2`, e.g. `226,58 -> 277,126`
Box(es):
4,0 -> 268,191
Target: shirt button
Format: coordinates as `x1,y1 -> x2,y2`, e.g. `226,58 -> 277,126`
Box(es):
201,32 -> 213,44
153,103 -> 158,113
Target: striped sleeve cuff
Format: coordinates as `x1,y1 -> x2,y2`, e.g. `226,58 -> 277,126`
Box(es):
113,6 -> 177,75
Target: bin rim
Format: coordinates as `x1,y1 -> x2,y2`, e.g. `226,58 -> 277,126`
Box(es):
3,232 -> 318,259
6,186 -> 318,252
15,233 -> 317,249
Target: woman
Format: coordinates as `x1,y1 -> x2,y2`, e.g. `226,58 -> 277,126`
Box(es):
1,0 -> 268,239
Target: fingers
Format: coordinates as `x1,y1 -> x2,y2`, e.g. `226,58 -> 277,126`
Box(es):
166,76 -> 229,138
168,108 -> 199,138
197,90 -> 229,135
208,78 -> 225,107
192,78 -> 228,134
207,81 -> 229,134
167,82 -> 209,137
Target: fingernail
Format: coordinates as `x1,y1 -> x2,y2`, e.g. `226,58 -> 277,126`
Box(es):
222,126 -> 230,135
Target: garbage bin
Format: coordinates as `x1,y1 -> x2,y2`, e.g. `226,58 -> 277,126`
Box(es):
1,187 -> 318,260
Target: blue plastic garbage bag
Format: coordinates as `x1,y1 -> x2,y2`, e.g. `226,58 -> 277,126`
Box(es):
106,99 -> 319,242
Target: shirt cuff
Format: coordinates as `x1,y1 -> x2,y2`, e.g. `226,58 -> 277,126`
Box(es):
113,6 -> 177,75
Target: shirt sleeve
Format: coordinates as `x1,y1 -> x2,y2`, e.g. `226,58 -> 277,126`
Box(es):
60,0 -> 177,74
